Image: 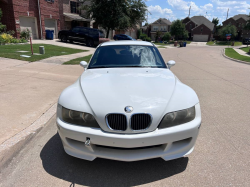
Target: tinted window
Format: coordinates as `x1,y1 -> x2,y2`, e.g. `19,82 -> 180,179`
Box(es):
88,45 -> 166,69
89,29 -> 98,35
80,27 -> 88,33
72,27 -> 80,32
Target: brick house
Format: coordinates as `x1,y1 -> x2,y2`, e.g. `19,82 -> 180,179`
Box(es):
183,16 -> 214,42
150,18 -> 171,41
0,0 -> 61,39
222,14 -> 249,40
60,0 -> 92,31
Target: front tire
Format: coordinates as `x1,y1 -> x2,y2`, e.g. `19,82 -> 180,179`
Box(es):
61,35 -> 67,43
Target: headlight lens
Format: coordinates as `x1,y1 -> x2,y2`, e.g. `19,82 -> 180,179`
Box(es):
62,107 -> 100,128
158,106 -> 195,129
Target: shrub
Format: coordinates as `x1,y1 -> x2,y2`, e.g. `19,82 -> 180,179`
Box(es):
162,32 -> 171,42
145,37 -> 151,42
137,29 -> 142,39
19,38 -> 28,43
10,38 -> 19,43
20,29 -> 31,40
0,33 -> 13,43
139,33 -> 147,41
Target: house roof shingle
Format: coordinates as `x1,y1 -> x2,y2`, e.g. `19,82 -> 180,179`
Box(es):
152,18 -> 172,25
231,14 -> 249,21
189,16 -> 214,31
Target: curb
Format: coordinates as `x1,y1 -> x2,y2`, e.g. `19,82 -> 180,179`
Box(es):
0,103 -> 57,169
222,48 -> 250,65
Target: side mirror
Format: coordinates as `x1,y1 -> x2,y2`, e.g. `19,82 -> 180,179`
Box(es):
80,61 -> 88,69
167,60 -> 176,69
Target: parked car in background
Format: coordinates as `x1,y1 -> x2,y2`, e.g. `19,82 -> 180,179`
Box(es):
56,41 -> 201,162
113,34 -> 136,41
243,38 -> 250,45
58,27 -> 109,47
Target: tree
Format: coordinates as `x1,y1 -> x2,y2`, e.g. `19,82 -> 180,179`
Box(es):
218,24 -> 237,40
212,17 -> 219,26
80,0 -> 147,38
137,29 -> 142,39
143,23 -> 148,26
0,8 -> 6,33
212,17 -> 220,35
162,32 -> 171,42
170,19 -> 186,40
155,31 -> 162,42
244,13 -> 250,46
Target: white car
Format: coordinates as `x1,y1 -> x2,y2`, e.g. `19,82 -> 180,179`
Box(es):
57,41 -> 201,162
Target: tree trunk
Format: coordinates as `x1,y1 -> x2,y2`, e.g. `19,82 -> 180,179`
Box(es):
106,28 -> 110,38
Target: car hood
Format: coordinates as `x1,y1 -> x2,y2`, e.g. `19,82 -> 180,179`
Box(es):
80,68 -> 176,133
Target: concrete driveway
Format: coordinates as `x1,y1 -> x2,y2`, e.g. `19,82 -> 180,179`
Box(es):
1,46 -> 250,186
0,57 -> 83,145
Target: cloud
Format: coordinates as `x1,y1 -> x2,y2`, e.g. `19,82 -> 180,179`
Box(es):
200,3 -> 213,11
147,5 -> 175,23
148,5 -> 173,14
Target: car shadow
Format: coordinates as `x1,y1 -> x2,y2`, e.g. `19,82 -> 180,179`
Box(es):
40,133 -> 189,187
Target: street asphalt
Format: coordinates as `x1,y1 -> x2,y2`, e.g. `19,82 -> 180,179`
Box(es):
1,45 -> 250,186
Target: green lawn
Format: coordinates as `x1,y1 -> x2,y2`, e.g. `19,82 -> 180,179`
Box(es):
225,48 -> 250,63
240,47 -> 250,53
63,54 -> 93,65
207,41 -> 242,46
0,44 -> 87,62
154,41 -> 191,45
206,41 -> 215,45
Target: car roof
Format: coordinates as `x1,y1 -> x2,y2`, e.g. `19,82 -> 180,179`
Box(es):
101,41 -> 154,46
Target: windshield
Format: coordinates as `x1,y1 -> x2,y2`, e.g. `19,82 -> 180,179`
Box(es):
127,35 -> 133,39
88,45 -> 167,69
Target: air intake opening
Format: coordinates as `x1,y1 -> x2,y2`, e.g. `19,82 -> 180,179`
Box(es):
106,114 -> 127,131
130,114 -> 152,130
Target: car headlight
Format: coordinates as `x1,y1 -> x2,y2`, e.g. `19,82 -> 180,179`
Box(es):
158,106 -> 195,129
62,107 -> 100,128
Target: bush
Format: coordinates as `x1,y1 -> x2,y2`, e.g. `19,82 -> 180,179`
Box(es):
0,33 -> 13,43
139,33 -> 147,41
19,38 -> 28,43
145,37 -> 151,42
20,29 -> 31,40
162,32 -> 171,42
137,29 -> 142,39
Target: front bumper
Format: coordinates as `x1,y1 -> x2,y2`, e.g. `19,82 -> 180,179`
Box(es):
57,104 -> 201,162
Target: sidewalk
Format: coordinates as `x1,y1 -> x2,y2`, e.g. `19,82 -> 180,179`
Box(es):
0,57 -> 83,145
32,39 -> 94,64
36,51 -> 93,64
234,48 -> 250,57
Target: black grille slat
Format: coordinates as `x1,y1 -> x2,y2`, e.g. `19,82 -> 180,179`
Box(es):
107,114 -> 127,131
131,114 -> 151,130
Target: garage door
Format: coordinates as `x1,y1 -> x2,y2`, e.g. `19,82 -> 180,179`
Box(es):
193,35 -> 209,42
19,17 -> 38,39
45,19 -> 57,39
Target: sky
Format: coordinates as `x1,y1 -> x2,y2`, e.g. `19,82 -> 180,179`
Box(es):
145,0 -> 250,24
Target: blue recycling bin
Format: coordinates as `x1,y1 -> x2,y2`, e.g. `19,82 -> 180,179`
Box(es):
45,30 -> 54,40
183,42 -> 187,47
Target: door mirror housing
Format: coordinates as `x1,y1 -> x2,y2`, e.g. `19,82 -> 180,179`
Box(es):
80,61 -> 88,69
167,60 -> 176,69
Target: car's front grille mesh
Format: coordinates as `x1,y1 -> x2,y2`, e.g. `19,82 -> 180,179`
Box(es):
131,114 -> 152,130
107,114 -> 127,131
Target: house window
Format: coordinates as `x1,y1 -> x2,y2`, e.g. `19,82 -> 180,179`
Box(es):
201,27 -> 203,32
190,24 -> 192,29
70,1 -> 80,14
153,26 -> 158,31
